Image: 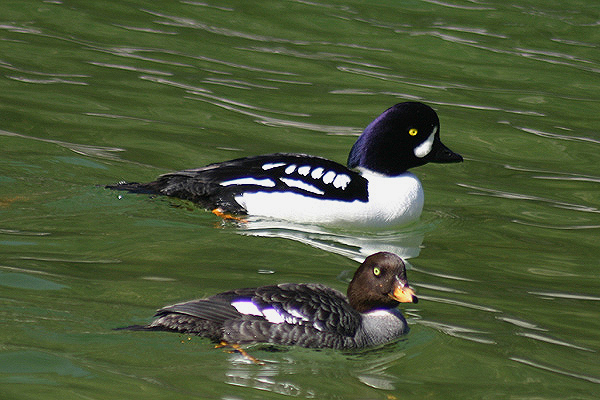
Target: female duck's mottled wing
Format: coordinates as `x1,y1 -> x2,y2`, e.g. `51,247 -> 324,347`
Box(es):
149,284 -> 363,343
156,298 -> 242,324
214,283 -> 363,338
146,298 -> 242,339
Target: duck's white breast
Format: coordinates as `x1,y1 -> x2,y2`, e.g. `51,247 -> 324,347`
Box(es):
235,171 -> 424,228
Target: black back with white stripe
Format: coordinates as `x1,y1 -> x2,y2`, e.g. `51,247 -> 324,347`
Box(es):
109,153 -> 368,213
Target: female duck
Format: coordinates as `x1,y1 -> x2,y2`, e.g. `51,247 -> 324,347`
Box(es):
122,252 -> 417,350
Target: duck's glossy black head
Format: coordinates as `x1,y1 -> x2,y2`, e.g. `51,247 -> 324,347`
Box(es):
347,252 -> 418,313
347,102 -> 463,175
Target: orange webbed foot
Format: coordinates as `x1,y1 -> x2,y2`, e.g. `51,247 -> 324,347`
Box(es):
215,341 -> 264,364
212,208 -> 248,223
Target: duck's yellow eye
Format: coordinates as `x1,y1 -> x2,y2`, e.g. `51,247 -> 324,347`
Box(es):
373,267 -> 381,276
409,128 -> 418,136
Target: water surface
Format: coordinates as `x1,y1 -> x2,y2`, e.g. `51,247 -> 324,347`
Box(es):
1,1 -> 600,399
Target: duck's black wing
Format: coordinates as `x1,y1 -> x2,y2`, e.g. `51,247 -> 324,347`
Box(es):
107,153 -> 368,213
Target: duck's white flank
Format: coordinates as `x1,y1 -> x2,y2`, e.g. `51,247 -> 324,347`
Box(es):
234,169 -> 424,227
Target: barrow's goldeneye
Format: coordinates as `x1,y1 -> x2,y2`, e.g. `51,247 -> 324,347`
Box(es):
108,102 -> 462,227
120,252 -> 417,350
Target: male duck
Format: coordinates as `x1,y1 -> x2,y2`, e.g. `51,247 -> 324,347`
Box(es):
108,102 -> 462,227
121,252 -> 417,350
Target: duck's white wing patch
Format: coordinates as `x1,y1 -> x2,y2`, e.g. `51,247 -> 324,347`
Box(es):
332,174 -> 351,189
280,178 -> 325,195
297,165 -> 311,176
262,162 -> 286,170
220,178 -> 276,187
261,308 -> 286,324
414,127 -> 437,158
231,300 -> 262,316
311,167 -> 325,179
232,301 -> 303,325
322,170 -> 336,184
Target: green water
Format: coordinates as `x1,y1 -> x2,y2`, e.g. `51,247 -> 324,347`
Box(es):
1,0 -> 599,398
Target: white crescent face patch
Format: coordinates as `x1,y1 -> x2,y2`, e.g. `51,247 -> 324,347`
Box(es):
414,127 -> 437,158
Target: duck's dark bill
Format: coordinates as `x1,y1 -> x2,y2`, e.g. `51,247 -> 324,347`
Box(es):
431,143 -> 463,163
391,285 -> 418,304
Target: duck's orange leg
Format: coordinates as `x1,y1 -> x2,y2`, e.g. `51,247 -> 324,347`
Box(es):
212,208 -> 248,223
215,341 -> 264,364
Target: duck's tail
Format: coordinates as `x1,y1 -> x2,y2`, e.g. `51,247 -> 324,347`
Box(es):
114,324 -> 174,332
105,181 -> 160,194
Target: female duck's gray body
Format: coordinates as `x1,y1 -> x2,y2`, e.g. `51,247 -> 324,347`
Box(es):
123,252 -> 418,349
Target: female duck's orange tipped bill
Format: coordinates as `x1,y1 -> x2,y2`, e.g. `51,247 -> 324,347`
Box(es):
391,284 -> 418,304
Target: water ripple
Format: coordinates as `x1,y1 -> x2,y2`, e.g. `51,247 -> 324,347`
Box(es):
551,38 -> 597,48
418,295 -> 500,313
17,256 -> 120,264
240,219 -> 427,262
243,46 -> 388,69
417,320 -> 496,344
435,25 -> 508,39
416,283 -> 467,294
6,76 -> 88,85
113,24 -> 179,35
431,100 -> 545,116
143,9 -> 311,45
516,332 -> 594,352
101,47 -> 194,68
496,316 -> 547,331
0,228 -> 51,237
420,0 -> 495,10
87,61 -> 173,76
180,1 -> 235,12
458,183 -> 600,214
351,12 -> 600,75
505,164 -> 600,181
466,43 -> 600,74
513,220 -> 600,231
510,357 -> 600,384
0,23 -> 43,34
85,112 -> 161,124
258,77 -> 312,85
0,60 -> 89,78
190,54 -> 297,75
514,125 -> 600,145
138,75 -> 211,94
335,68 -> 546,116
410,265 -> 475,282
337,66 -> 456,90
529,291 -> 600,302
202,77 -> 279,90
0,129 -> 125,160
182,92 -> 360,135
